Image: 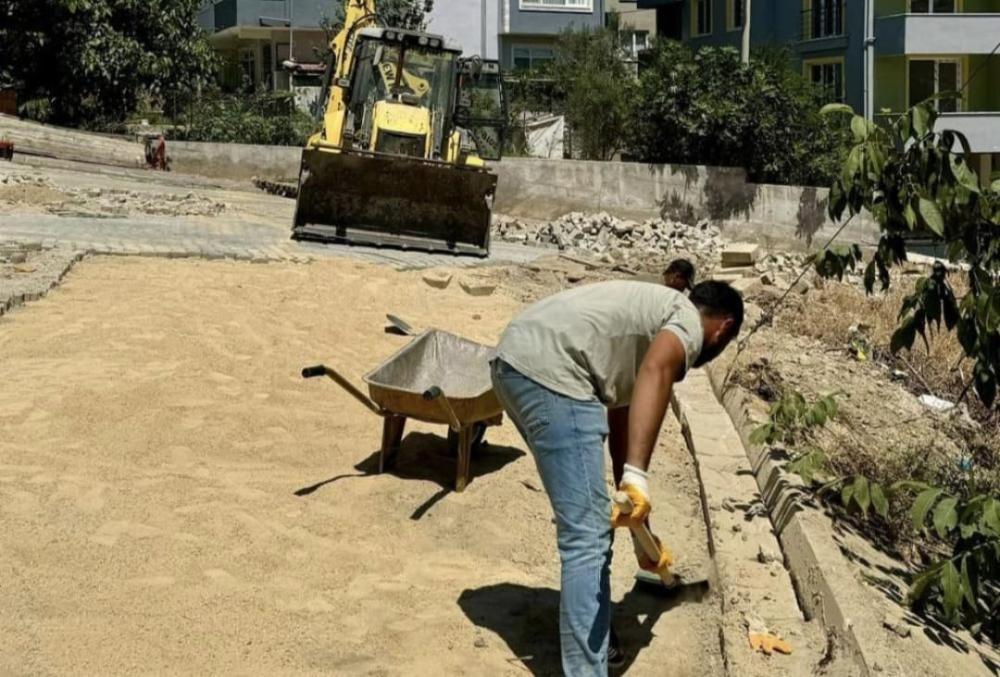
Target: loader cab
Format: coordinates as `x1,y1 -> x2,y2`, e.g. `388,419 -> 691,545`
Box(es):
345,28 -> 461,160
454,58 -> 507,162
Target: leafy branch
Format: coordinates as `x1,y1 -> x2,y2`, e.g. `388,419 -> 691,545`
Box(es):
819,100 -> 1000,408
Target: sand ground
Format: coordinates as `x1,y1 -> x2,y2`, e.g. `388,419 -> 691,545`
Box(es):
0,257 -> 720,675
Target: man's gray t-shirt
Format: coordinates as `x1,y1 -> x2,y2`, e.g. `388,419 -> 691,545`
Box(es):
495,280 -> 704,408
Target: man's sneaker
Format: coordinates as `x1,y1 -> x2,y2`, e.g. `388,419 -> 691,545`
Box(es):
608,625 -> 626,670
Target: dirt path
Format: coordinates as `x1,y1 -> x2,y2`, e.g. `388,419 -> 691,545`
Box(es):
0,257 -> 724,675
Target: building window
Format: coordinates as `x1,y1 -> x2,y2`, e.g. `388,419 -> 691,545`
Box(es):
622,30 -> 650,59
693,0 -> 712,36
909,0 -> 957,12
806,59 -> 845,103
909,59 -> 962,112
513,46 -> 556,71
729,0 -> 746,30
803,0 -> 844,40
520,0 -> 592,10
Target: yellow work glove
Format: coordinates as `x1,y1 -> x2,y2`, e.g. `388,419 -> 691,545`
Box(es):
610,482 -> 651,529
634,533 -> 674,574
611,464 -> 652,529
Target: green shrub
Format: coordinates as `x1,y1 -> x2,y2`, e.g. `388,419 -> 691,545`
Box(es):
169,91 -> 318,147
628,42 -> 848,186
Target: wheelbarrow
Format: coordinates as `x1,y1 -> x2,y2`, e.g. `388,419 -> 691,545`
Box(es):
302,330 -> 504,492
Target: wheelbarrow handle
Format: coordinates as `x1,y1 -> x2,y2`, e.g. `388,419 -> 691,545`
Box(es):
302,364 -> 382,416
423,386 -> 462,432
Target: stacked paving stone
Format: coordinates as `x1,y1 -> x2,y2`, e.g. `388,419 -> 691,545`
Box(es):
0,242 -> 83,316
493,212 -> 724,266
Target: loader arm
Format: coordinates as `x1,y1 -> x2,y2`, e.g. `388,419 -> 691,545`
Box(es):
316,0 -> 379,148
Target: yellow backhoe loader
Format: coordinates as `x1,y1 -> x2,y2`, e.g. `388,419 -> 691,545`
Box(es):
292,0 -> 507,256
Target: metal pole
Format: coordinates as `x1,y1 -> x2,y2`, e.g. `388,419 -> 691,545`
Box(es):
865,0 -> 875,121
741,0 -> 752,64
289,0 -> 295,64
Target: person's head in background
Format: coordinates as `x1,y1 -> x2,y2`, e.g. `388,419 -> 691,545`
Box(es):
663,259 -> 696,292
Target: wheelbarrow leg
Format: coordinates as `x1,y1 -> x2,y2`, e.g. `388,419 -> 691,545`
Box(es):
455,426 -> 474,492
379,415 -> 406,473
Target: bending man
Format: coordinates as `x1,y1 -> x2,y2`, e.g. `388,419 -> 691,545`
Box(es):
490,279 -> 743,675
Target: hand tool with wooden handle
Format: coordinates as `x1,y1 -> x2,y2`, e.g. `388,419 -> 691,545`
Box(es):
613,490 -> 676,587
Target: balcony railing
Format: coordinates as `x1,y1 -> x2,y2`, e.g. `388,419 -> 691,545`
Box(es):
801,1 -> 845,41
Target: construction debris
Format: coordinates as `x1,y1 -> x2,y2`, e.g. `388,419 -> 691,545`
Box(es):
422,271 -> 452,289
458,277 -> 496,297
493,212 -> 724,269
721,243 -> 761,268
0,172 -> 226,217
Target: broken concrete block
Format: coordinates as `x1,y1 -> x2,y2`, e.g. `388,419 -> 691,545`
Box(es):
422,271 -> 452,289
459,278 -> 496,297
728,277 -> 758,294
721,243 -> 761,268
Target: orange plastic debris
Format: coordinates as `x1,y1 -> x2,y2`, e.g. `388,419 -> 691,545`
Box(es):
748,632 -> 793,656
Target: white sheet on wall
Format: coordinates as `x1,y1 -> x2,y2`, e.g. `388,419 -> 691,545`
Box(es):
525,114 -> 564,159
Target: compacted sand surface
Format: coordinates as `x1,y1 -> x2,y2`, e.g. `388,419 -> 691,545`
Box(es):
0,257 -> 720,675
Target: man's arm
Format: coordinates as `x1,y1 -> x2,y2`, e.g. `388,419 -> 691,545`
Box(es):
608,406 -> 629,486
625,330 -> 687,472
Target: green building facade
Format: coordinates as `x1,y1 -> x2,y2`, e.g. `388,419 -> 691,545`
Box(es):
638,0 -> 1000,175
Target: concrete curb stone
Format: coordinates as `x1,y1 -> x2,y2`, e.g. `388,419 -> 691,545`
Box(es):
672,370 -> 837,676
702,360 -> 1000,677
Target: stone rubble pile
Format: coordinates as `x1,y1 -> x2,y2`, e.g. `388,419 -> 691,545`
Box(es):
1,172 -> 225,217
493,212 -> 723,265
62,187 -> 227,217
0,173 -> 49,188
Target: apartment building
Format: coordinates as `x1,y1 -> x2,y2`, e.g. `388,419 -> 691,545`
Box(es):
498,1 -> 606,71
637,0 -> 1000,175
197,1 -> 331,96
608,0 -> 659,57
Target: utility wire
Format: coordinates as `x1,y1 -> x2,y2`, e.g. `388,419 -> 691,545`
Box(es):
722,213 -> 857,387
958,38 -> 1000,95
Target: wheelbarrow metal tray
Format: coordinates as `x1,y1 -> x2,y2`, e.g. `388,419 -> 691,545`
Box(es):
362,330 -> 501,425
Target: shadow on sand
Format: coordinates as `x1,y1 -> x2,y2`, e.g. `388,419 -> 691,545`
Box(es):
294,431 -> 524,519
457,579 -> 708,675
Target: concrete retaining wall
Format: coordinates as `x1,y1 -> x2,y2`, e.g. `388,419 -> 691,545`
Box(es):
167,141 -> 301,182
0,114 -> 145,168
157,140 -> 883,251
493,157 -> 879,251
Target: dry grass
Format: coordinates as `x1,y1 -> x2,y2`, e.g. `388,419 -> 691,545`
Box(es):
767,271 -> 1000,496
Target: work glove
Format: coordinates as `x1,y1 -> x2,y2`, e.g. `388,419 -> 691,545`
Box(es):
610,464 -> 651,529
633,532 -> 674,574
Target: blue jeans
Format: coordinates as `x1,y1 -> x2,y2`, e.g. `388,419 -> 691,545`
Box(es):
491,359 -> 611,676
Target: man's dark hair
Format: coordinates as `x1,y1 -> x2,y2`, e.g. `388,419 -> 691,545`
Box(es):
690,281 -> 744,334
663,259 -> 696,282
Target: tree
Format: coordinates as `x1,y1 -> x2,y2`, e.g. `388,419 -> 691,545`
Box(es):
0,0 -> 216,126
321,0 -> 434,36
815,100 -> 1000,634
380,0 -> 434,29
552,23 -> 636,161
628,41 -> 848,186
822,101 -> 999,408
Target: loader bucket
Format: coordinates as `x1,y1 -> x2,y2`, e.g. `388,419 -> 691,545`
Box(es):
292,148 -> 497,257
